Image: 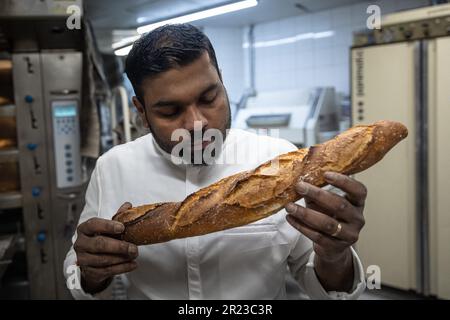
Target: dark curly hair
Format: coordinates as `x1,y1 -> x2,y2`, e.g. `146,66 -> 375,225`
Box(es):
125,23 -> 221,104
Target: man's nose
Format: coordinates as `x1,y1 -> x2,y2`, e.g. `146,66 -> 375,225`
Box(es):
183,104 -> 208,132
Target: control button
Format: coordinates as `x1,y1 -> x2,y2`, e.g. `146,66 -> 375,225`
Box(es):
67,176 -> 73,182
403,30 -> 413,39
65,144 -> 71,150
66,168 -> 73,174
36,231 -> 46,243
382,29 -> 394,42
25,95 -> 34,103
66,160 -> 72,166
32,187 -> 41,197
65,153 -> 72,158
27,143 -> 37,151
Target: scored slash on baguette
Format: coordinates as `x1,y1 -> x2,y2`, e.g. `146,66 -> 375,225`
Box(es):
113,120 -> 408,245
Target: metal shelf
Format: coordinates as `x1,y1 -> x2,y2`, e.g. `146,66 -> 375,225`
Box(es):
0,192 -> 22,209
0,104 -> 16,117
0,148 -> 19,158
0,234 -> 17,281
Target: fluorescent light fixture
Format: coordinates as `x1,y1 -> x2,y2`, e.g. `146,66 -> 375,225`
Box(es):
313,31 -> 334,39
114,0 -> 258,56
243,30 -> 335,48
112,35 -> 141,49
115,46 -> 133,56
137,0 -> 258,34
136,17 -> 148,24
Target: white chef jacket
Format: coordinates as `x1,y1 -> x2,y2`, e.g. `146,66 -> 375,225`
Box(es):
64,128 -> 366,300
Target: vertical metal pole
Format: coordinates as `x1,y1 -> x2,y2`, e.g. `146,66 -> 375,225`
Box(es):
248,24 -> 255,91
414,40 -> 430,296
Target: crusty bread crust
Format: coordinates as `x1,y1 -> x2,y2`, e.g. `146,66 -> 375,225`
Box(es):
113,120 -> 408,245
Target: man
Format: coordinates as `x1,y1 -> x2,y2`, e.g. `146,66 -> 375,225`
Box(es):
64,24 -> 366,299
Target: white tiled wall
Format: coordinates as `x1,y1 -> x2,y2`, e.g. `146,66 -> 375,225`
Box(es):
251,0 -> 429,95
201,0 -> 429,101
202,27 -> 245,104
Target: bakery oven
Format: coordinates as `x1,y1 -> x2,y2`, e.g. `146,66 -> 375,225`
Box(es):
0,59 -> 20,193
0,0 -> 86,299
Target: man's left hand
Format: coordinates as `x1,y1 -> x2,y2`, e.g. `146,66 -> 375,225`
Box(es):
285,171 -> 367,263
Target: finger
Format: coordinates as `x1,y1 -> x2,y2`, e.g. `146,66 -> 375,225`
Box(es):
82,261 -> 137,282
285,203 -> 358,243
295,181 -> 354,222
75,234 -> 138,257
286,215 -> 349,249
78,217 -> 125,236
324,172 -> 367,207
76,252 -> 137,268
287,202 -> 339,235
305,198 -> 336,218
305,194 -> 365,230
305,197 -> 366,231
117,202 -> 132,213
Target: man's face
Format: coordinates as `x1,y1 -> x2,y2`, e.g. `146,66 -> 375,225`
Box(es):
132,51 -> 231,162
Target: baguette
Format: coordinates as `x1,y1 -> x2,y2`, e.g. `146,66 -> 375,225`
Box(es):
113,120 -> 408,245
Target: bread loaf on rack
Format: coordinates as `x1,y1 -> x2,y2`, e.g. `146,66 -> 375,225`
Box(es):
113,120 -> 408,245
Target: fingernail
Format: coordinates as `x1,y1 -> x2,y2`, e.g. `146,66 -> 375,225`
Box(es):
114,223 -> 125,233
128,245 -> 138,256
121,202 -> 132,211
324,172 -> 336,182
285,202 -> 296,213
296,181 -> 308,195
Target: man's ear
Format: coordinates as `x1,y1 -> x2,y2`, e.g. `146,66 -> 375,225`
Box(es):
132,96 -> 144,113
132,96 -> 149,128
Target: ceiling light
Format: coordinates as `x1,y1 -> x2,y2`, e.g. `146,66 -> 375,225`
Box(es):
112,35 -> 141,49
114,0 -> 258,56
242,30 -> 335,48
114,46 -> 133,56
137,0 -> 258,34
136,17 -> 148,24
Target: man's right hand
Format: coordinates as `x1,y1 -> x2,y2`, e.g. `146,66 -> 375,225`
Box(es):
74,202 -> 138,294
